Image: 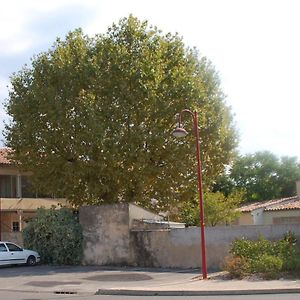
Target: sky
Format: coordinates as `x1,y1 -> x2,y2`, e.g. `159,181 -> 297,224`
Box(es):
0,0 -> 299,159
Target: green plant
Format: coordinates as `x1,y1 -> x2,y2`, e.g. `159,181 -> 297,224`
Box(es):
23,207 -> 83,265
284,256 -> 300,272
274,239 -> 296,267
251,255 -> 283,279
282,245 -> 300,273
230,236 -> 276,260
226,234 -> 300,279
283,231 -> 297,245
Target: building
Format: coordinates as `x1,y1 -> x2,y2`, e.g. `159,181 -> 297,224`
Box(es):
0,147 -> 68,242
237,181 -> 300,225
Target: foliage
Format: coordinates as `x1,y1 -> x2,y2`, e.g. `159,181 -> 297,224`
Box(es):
224,233 -> 300,279
178,190 -> 243,226
230,236 -> 277,259
214,151 -> 300,201
222,256 -> 250,279
4,15 -> 237,208
23,207 -> 83,265
283,230 -> 297,245
251,255 -> 283,279
284,254 -> 300,273
204,191 -> 243,226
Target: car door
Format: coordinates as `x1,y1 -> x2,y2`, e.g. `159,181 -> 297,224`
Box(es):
5,243 -> 26,265
0,242 -> 11,265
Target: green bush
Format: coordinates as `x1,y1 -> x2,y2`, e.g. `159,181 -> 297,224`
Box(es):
225,233 -> 300,279
23,207 -> 83,265
274,239 -> 296,268
251,255 -> 283,279
284,256 -> 300,272
230,236 -> 276,259
283,231 -> 297,245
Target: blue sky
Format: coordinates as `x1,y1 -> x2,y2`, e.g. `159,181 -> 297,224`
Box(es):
0,0 -> 299,158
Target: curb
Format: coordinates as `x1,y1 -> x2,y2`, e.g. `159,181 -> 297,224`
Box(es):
96,288 -> 300,296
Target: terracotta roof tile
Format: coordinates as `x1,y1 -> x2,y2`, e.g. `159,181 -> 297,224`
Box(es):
265,197 -> 300,211
238,196 -> 300,212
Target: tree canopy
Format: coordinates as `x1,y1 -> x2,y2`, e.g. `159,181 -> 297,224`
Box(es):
5,16 -> 237,208
177,190 -> 243,226
213,151 -> 300,202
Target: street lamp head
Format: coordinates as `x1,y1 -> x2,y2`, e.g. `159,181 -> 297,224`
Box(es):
172,126 -> 188,138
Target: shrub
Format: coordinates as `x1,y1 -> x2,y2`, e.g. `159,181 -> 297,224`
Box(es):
283,231 -> 297,245
223,256 -> 250,278
284,256 -> 300,272
230,236 -> 276,259
251,255 -> 283,279
225,233 -> 300,279
23,207 -> 83,265
274,239 -> 296,269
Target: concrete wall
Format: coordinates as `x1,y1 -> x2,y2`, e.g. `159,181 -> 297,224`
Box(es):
80,204 -> 300,270
130,228 -> 201,268
80,203 -> 163,266
80,204 -> 131,266
128,204 -> 163,228
130,224 -> 300,270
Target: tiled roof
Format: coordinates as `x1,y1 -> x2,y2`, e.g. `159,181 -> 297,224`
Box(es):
0,147 -> 13,165
265,197 -> 300,211
238,196 -> 300,212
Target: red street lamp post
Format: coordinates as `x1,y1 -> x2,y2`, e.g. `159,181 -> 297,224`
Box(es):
0,198 -> 1,241
172,109 -> 208,279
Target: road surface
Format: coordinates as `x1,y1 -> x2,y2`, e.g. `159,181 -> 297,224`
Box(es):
1,291 -> 300,300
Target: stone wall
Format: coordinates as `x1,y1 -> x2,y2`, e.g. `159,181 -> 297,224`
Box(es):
80,204 -> 300,270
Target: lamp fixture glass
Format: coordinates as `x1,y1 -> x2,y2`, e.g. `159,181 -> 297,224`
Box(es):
172,127 -> 188,138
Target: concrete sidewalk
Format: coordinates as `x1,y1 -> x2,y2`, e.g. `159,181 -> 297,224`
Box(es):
0,266 -> 300,296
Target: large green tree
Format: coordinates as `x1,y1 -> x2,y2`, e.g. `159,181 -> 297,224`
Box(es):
214,151 -> 300,202
5,16 -> 237,208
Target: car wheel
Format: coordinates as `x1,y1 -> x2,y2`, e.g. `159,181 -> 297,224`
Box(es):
26,255 -> 36,266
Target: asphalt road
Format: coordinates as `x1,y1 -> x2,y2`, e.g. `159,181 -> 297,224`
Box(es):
1,265 -> 300,298
1,292 -> 300,300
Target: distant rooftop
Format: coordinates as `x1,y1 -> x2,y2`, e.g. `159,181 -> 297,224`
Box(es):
238,196 -> 300,212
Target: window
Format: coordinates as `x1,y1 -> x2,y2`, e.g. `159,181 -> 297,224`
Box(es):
6,243 -> 22,252
0,243 -> 7,252
12,221 -> 20,232
0,175 -> 17,197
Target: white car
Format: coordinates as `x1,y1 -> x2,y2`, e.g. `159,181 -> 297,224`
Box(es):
0,242 -> 40,266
